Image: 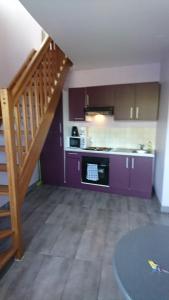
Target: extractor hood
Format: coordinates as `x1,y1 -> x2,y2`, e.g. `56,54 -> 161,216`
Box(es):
84,106 -> 113,116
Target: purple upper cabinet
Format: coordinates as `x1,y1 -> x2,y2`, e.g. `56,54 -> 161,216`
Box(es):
69,88 -> 86,121
40,97 -> 64,186
66,152 -> 81,188
130,156 -> 153,197
86,85 -> 115,107
110,155 -> 130,190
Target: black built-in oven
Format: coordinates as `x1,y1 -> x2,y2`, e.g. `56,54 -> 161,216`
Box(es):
82,156 -> 109,186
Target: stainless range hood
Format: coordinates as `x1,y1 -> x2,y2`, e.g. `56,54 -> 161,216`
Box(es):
84,106 -> 113,116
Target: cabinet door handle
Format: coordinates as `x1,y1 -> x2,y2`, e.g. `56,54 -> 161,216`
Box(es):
78,160 -> 80,172
126,157 -> 129,169
59,122 -> 62,133
136,107 -> 139,119
130,107 -> 133,119
85,94 -> 89,107
131,158 -> 135,169
64,150 -> 66,183
68,152 -> 78,155
60,137 -> 62,147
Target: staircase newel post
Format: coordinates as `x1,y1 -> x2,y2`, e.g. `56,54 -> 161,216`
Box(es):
0,88 -> 23,259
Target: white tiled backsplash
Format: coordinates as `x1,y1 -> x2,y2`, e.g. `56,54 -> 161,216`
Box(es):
87,127 -> 156,149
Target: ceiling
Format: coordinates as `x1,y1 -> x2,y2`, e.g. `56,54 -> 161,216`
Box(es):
20,0 -> 169,70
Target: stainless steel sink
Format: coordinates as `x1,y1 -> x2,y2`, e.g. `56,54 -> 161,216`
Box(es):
112,148 -> 135,153
112,148 -> 149,154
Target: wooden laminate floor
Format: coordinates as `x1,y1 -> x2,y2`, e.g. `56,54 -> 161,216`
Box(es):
0,185 -> 169,300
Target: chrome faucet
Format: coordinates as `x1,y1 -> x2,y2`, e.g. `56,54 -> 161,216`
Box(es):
139,144 -> 145,150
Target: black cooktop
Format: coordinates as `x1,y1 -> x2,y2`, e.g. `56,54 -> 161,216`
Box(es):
84,147 -> 112,152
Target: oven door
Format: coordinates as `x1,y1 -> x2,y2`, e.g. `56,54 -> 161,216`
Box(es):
82,156 -> 109,186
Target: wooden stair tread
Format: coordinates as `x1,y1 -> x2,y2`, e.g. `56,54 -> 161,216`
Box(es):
0,163 -> 7,172
0,185 -> 8,195
0,210 -> 10,217
0,229 -> 13,240
0,247 -> 16,270
0,145 -> 25,152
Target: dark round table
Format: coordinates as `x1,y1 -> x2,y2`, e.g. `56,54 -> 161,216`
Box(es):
113,225 -> 169,300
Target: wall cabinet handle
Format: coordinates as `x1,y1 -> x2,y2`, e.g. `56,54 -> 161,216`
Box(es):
74,117 -> 84,120
78,160 -> 80,172
136,107 -> 139,119
85,94 -> 89,107
131,157 -> 135,169
130,107 -> 133,119
59,122 -> 62,133
60,137 -> 62,147
126,157 -> 129,169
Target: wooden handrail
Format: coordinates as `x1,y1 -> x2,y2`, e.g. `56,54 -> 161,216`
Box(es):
11,36 -> 52,100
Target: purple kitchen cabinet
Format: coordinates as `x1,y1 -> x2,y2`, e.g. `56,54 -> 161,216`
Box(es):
40,97 -> 64,185
66,152 -> 81,188
110,155 -> 130,190
64,151 -> 153,198
130,156 -> 153,197
69,88 -> 86,121
110,155 -> 153,198
65,151 -> 111,192
86,85 -> 115,107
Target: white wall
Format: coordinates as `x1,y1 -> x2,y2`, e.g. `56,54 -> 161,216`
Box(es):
0,0 -> 42,87
65,63 -> 160,88
155,58 -> 169,209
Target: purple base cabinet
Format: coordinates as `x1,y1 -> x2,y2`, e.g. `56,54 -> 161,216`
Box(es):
130,156 -> 153,198
110,155 -> 130,190
40,97 -> 64,186
110,155 -> 153,198
65,152 -> 81,188
65,152 -> 153,198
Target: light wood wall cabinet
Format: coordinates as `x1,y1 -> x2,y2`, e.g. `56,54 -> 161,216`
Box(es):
135,83 -> 160,120
114,84 -> 135,120
114,82 -> 160,121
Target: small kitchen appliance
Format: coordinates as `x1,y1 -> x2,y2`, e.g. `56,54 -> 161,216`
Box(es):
71,126 -> 79,136
67,136 -> 90,149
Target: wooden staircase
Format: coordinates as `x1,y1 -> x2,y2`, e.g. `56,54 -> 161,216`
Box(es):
0,36 -> 72,270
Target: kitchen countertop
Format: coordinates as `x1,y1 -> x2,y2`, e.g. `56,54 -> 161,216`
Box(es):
65,147 -> 155,157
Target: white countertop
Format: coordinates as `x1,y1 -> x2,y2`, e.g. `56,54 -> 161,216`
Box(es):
65,147 -> 155,158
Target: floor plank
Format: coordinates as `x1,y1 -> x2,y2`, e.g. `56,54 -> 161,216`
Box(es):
62,259 -> 101,300
0,185 -> 168,300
